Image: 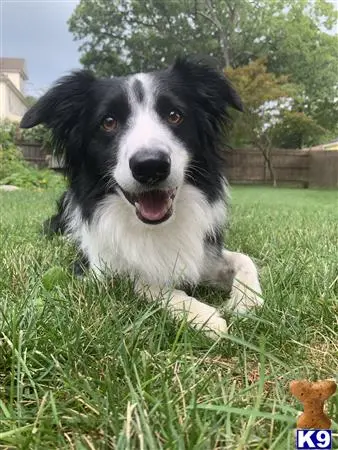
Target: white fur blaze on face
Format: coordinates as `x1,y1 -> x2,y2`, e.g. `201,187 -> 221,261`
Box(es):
113,73 -> 189,195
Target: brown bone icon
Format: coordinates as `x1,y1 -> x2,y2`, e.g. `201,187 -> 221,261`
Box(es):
290,379 -> 337,429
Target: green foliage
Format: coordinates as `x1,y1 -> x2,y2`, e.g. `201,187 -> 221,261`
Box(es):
0,121 -> 29,181
69,0 -> 338,135
271,111 -> 328,148
0,165 -> 65,190
226,59 -> 295,148
68,0 -> 218,76
0,121 -> 64,190
227,59 -> 294,110
25,95 -> 38,107
0,119 -> 53,150
227,60 -> 329,150
0,142 -> 27,180
0,119 -> 17,142
20,124 -> 53,150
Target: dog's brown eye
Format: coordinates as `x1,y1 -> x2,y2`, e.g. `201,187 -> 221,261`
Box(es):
102,116 -> 118,131
167,110 -> 183,125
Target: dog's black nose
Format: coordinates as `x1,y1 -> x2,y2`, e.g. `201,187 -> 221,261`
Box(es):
129,150 -> 171,184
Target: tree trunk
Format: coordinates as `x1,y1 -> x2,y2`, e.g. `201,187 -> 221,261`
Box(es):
259,145 -> 277,187
266,156 -> 277,187
219,32 -> 230,68
196,0 -> 232,68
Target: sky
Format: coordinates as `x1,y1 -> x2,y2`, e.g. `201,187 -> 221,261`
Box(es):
1,0 -> 337,97
1,0 -> 81,96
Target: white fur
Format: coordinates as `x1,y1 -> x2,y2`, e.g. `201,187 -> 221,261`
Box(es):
114,74 -> 189,193
67,184 -> 226,287
223,250 -> 263,313
136,283 -> 228,339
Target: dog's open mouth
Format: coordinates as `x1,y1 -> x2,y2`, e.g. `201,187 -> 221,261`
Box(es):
119,187 -> 177,224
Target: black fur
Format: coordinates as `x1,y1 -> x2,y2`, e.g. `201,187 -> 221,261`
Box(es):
132,79 -> 145,103
21,57 -> 241,253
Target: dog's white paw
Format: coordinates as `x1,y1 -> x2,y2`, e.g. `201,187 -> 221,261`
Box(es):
202,312 -> 228,339
167,293 -> 228,339
228,278 -> 263,314
184,297 -> 228,339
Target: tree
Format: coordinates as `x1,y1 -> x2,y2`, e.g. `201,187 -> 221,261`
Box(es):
25,95 -> 37,107
271,111 -> 328,149
68,0 -> 219,76
226,59 -> 295,187
258,0 -> 338,133
69,0 -> 337,133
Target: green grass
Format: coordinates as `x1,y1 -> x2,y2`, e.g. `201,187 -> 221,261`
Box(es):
0,187 -> 337,449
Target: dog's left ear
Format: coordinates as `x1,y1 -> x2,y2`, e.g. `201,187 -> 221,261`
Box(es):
171,57 -> 243,114
20,70 -> 96,171
20,70 -> 96,130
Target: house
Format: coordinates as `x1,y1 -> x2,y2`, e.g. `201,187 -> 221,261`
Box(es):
0,57 -> 29,121
310,139 -> 338,151
323,139 -> 338,151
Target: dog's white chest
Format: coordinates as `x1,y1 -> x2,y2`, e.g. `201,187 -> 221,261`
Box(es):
70,185 -> 226,286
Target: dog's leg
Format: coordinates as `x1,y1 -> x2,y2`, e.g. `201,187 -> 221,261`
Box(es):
42,190 -> 68,236
135,281 -> 228,339
204,249 -> 263,314
72,251 -> 90,277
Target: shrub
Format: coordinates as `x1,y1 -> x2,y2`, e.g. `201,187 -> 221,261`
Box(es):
20,125 -> 53,150
0,165 -> 65,190
0,120 -> 64,190
0,119 -> 53,150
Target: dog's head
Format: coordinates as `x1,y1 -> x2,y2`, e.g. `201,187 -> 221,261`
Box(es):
21,57 -> 242,225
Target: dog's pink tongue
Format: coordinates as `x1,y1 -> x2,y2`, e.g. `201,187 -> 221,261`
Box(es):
137,191 -> 169,221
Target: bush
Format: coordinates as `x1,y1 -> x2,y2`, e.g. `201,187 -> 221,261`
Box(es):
0,120 -> 64,190
271,111 -> 328,149
20,124 -> 53,150
0,119 -> 53,150
0,165 -> 65,190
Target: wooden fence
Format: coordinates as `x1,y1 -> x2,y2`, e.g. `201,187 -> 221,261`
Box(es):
223,148 -> 310,187
16,141 -> 48,168
16,142 -> 338,188
308,150 -> 338,188
223,148 -> 338,188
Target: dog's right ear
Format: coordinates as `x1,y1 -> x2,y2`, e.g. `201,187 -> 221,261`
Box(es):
20,70 -> 96,151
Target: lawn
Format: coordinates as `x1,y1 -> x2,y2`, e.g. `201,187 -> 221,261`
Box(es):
0,187 -> 337,449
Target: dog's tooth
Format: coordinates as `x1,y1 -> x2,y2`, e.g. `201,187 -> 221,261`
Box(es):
135,202 -> 141,211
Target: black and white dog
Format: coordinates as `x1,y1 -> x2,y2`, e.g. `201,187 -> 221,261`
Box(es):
21,57 -> 263,338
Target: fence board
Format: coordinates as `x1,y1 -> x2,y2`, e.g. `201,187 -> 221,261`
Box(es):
224,148 -> 311,186
309,150 -> 338,188
16,141 -> 48,168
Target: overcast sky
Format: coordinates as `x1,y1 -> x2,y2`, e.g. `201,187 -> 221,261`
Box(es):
2,0 -> 81,96
2,0 -> 337,97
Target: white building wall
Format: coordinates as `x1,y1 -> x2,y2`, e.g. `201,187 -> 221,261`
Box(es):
6,72 -> 22,92
0,80 -> 27,121
0,81 -> 9,119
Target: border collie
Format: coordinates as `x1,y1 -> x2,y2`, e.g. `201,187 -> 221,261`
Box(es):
21,57 -> 263,338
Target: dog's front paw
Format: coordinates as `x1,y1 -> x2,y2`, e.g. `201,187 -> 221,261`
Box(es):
167,293 -> 228,339
202,311 -> 228,339
228,279 -> 263,314
183,297 -> 228,339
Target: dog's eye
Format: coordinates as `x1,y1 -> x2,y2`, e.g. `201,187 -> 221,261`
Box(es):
167,110 -> 183,125
101,116 -> 118,132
